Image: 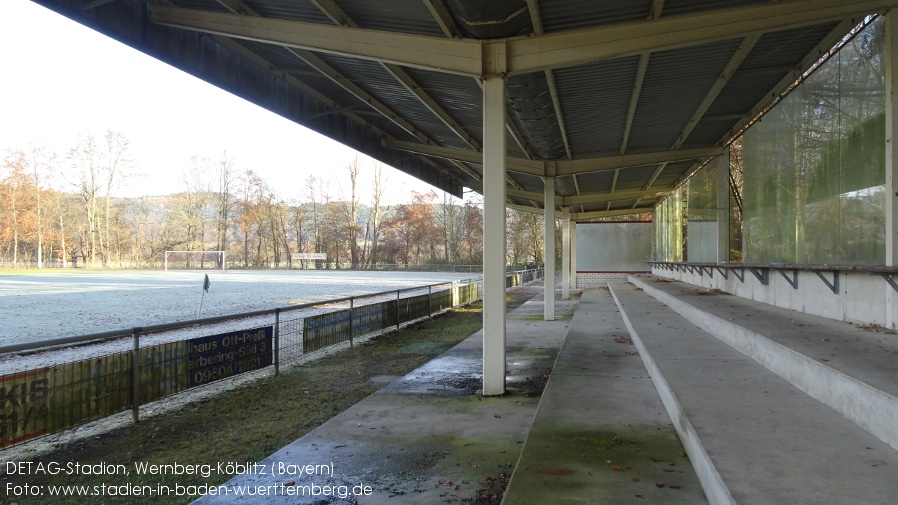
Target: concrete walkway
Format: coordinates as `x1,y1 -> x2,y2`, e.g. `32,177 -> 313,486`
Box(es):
195,286 -> 579,504
502,288 -> 707,504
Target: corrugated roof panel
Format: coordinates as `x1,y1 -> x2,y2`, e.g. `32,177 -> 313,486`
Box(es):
705,74 -> 785,118
241,0 -> 334,23
445,0 -> 533,39
235,40 -> 309,72
233,40 -> 372,112
617,166 -> 662,193
740,23 -> 841,71
401,68 -> 484,148
171,0 -> 231,13
538,0 -> 652,33
650,161 -> 696,190
513,172 -> 545,195
338,0 -> 446,36
628,39 -> 743,153
313,53 -> 474,150
508,72 -> 566,160
575,170 -> 616,194
554,56 -> 640,159
577,170 -> 614,194
680,121 -> 734,149
662,0 -> 767,17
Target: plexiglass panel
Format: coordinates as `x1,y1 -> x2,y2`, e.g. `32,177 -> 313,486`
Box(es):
742,18 -> 885,264
654,189 -> 683,262
577,222 -> 653,271
687,153 -> 726,262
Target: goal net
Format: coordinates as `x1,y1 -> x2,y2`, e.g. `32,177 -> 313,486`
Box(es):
164,251 -> 226,271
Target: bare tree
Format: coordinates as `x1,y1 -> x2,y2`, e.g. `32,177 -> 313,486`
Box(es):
365,163 -> 386,267
215,151 -> 238,258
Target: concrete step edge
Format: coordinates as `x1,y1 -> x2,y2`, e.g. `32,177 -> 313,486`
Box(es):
628,274 -> 898,453
608,283 -> 735,505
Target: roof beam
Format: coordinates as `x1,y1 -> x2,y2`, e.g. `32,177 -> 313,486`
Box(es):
309,0 -> 356,27
468,183 -> 669,207
506,0 -> 894,74
307,0 -> 482,153
620,54 -> 649,155
153,1 -> 891,77
422,0 -> 460,38
383,139 -> 543,176
211,0 -> 472,191
382,138 -> 721,176
562,188 -> 668,207
211,36 -> 461,186
151,5 -> 483,76
527,0 -> 573,161
672,33 -> 760,149
649,0 -> 665,20
572,207 -> 655,220
643,163 -> 667,190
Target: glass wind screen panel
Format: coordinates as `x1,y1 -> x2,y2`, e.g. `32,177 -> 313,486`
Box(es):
687,156 -> 720,262
654,192 -> 683,262
577,222 -> 653,271
742,17 -> 884,264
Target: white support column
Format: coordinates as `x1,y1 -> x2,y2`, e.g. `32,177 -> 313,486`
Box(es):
482,54 -> 508,396
543,177 -> 555,320
570,220 -> 577,289
562,207 -> 570,300
717,152 -> 731,263
886,12 -> 898,328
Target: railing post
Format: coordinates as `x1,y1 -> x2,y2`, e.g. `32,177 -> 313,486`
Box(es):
349,297 -> 354,348
131,328 -> 141,424
396,290 -> 401,330
274,309 -> 280,376
428,285 -> 433,319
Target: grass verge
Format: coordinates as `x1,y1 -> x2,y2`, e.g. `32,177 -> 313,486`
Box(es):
1,290 -> 535,504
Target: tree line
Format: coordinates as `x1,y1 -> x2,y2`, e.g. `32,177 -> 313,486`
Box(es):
0,131 -> 550,269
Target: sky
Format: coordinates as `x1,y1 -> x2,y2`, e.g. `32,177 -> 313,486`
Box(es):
0,0 -> 443,204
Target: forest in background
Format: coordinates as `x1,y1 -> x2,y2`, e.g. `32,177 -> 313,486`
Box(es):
0,130 -> 554,269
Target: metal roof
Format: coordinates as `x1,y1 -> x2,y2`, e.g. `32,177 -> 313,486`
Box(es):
31,0 -> 895,219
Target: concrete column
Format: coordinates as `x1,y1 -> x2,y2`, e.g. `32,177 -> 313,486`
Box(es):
562,207 -> 570,299
570,220 -> 577,289
717,152 -> 731,263
886,12 -> 898,328
482,69 -> 507,396
543,177 -> 555,320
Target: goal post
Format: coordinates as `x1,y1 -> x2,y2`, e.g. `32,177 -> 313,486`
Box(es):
164,251 -> 226,271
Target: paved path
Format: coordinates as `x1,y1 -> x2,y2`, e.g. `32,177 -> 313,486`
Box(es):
195,286 -> 579,504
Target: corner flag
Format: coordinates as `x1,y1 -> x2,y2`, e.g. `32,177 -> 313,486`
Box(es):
198,274 -> 211,318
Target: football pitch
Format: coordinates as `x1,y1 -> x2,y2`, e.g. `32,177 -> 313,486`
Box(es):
0,269 -> 478,347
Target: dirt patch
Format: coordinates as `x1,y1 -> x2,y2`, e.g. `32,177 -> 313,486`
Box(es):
508,367 -> 552,397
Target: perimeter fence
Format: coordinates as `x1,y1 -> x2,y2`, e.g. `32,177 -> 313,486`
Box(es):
0,268 -> 543,448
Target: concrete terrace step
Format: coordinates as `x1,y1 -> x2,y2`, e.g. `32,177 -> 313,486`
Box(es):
503,288 -> 708,505
628,274 -> 898,452
609,282 -> 898,505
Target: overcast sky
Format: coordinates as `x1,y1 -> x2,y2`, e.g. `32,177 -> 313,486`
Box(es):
0,0 -> 441,203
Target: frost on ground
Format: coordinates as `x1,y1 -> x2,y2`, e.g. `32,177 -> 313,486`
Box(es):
0,268 -> 481,459
0,269 -> 477,346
